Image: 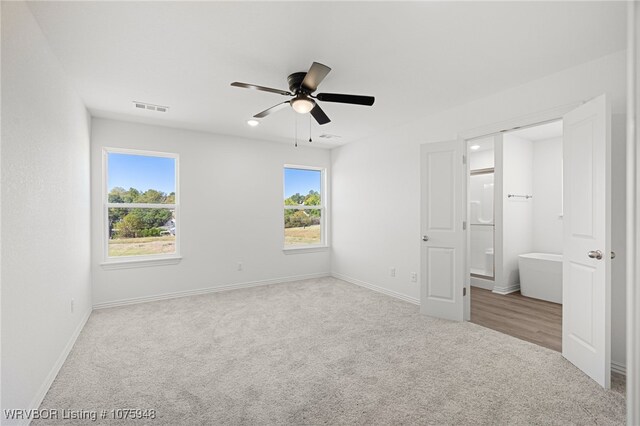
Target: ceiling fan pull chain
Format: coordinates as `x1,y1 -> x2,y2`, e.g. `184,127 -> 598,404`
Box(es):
309,115 -> 312,143
294,113 -> 298,147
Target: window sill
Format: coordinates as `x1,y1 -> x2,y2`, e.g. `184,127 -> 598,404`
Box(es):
283,246 -> 329,254
101,256 -> 182,270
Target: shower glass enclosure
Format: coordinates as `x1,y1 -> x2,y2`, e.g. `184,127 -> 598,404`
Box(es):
469,167 -> 495,279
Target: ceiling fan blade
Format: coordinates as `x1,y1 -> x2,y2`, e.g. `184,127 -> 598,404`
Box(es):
231,82 -> 292,96
316,93 -> 375,106
301,62 -> 331,93
310,104 -> 331,125
254,101 -> 290,118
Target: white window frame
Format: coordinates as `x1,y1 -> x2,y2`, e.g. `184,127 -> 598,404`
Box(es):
283,164 -> 328,252
102,147 -> 181,268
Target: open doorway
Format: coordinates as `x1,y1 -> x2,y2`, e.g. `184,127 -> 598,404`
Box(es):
422,95 -> 611,386
468,120 -> 564,352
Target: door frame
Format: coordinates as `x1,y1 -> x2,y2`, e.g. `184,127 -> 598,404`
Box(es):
626,1 -> 639,422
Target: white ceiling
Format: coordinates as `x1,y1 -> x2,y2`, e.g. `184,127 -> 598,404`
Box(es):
27,1 -> 626,148
469,137 -> 494,152
508,120 -> 563,141
469,120 -> 562,154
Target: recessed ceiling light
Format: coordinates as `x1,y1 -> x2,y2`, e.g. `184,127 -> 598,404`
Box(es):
247,119 -> 259,127
470,145 -> 480,150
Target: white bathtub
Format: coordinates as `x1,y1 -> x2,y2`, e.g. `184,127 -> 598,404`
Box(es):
518,253 -> 563,304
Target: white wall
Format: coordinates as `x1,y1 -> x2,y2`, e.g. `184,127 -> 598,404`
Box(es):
610,113 -> 627,373
91,119 -> 331,307
1,1 -> 92,419
469,149 -> 494,170
532,137 -> 563,254
331,50 -> 627,368
499,134 -> 533,291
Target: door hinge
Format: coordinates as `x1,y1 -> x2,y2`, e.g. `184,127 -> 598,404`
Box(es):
463,287 -> 467,296
462,154 -> 467,165
463,221 -> 467,230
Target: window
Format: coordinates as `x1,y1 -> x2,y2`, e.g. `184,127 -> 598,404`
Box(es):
104,148 -> 179,262
283,166 -> 326,248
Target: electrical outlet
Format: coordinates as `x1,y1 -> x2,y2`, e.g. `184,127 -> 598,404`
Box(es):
70,299 -> 75,313
390,267 -> 396,277
410,272 -> 417,283
237,262 -> 243,271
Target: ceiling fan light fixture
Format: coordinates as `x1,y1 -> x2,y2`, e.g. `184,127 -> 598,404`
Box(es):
247,119 -> 260,127
291,96 -> 315,114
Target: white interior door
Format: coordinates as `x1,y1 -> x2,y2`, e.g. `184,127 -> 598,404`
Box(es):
420,140 -> 465,321
562,94 -> 611,388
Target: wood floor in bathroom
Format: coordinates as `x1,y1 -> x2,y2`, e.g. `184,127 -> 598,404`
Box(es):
470,287 -> 562,352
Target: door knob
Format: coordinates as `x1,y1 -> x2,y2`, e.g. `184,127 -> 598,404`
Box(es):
422,235 -> 429,241
611,251 -> 616,259
587,250 -> 603,260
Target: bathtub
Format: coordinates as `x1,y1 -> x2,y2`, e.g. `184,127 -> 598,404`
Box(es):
518,253 -> 563,304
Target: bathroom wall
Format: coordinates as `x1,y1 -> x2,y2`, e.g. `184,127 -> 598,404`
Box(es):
470,173 -> 495,224
532,137 -> 563,254
469,148 -> 494,170
498,134 -> 533,293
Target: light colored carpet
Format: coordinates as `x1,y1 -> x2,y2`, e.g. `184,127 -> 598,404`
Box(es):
36,277 -> 625,425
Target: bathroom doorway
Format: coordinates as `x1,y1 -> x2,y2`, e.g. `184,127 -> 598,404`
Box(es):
422,95 -> 612,386
467,120 -> 564,352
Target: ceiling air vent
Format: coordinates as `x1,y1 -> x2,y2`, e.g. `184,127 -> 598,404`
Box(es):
133,101 -> 169,113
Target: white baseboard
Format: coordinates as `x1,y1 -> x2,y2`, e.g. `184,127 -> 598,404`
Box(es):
21,308 -> 92,426
470,276 -> 494,291
93,272 -> 331,309
492,283 -> 520,295
611,361 -> 626,376
332,272 -> 420,305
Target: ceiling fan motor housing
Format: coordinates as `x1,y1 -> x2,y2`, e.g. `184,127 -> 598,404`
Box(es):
287,72 -> 309,94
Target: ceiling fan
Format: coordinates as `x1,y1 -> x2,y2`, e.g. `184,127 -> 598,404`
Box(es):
230,62 -> 375,125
